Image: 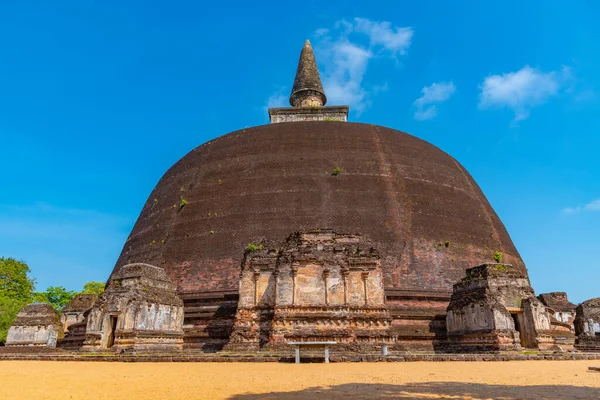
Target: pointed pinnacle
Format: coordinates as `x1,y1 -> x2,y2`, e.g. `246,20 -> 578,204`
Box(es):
290,40 -> 327,107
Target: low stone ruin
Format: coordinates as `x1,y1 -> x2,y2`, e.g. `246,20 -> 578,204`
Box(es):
83,263 -> 184,351
59,294 -> 98,349
537,292 -> 577,350
574,297 -> 600,352
538,292 -> 577,327
6,303 -> 63,348
446,263 -> 558,352
226,230 -> 393,351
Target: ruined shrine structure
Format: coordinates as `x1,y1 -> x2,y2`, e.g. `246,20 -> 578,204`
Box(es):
6,303 -> 63,348
226,231 -> 393,351
538,292 -> 577,327
58,293 -> 98,349
83,263 -> 184,351
574,298 -> 600,352
537,291 -> 577,349
446,264 -> 559,352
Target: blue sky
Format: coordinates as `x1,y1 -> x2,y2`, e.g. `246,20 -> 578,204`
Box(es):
0,1 -> 598,303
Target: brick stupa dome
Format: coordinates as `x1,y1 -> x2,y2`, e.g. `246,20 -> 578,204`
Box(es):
113,121 -> 525,294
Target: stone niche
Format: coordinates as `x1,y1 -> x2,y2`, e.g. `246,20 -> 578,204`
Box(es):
83,263 -> 184,351
574,298 -> 600,352
226,231 -> 393,351
58,294 -> 98,349
446,264 -> 558,352
6,303 -> 63,348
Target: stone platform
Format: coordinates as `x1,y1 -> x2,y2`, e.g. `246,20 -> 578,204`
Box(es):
1,347 -> 599,363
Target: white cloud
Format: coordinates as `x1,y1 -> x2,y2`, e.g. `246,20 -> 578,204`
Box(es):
314,28 -> 329,37
266,92 -> 287,109
413,81 -> 456,121
479,65 -> 569,123
313,18 -> 414,113
353,18 -> 413,55
562,199 -> 600,214
322,40 -> 373,110
414,106 -> 438,121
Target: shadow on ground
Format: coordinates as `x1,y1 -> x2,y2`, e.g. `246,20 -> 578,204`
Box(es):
228,382 -> 600,400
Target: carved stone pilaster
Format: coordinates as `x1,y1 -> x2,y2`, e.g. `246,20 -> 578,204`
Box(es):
361,271 -> 370,306
291,265 -> 299,306
253,269 -> 260,306
323,268 -> 330,305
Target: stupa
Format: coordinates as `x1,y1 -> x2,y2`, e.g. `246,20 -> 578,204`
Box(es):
106,40 -> 537,351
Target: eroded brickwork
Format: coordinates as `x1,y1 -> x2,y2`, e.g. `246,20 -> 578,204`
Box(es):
226,231 -> 393,350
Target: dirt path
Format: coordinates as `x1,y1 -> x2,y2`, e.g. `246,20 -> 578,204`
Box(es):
1,360 -> 599,399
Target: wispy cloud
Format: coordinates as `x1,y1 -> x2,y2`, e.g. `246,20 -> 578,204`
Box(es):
413,81 -> 456,121
314,18 -> 413,113
563,199 -> 600,214
266,92 -> 288,109
352,18 -> 413,55
479,65 -> 570,124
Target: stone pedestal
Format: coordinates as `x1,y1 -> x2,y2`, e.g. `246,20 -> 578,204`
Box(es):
268,106 -> 349,123
83,263 -> 184,352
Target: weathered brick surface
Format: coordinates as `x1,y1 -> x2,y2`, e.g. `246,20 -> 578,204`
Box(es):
112,122 -> 524,296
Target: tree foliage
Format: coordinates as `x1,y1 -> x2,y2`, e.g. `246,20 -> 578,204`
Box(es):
0,257 -> 35,301
34,286 -> 75,311
80,281 -> 105,296
0,257 -> 36,344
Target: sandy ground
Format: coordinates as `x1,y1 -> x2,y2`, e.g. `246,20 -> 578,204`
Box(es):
0,360 -> 599,400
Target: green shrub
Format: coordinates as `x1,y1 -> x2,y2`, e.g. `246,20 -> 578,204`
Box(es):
493,251 -> 503,263
331,167 -> 341,176
245,243 -> 263,252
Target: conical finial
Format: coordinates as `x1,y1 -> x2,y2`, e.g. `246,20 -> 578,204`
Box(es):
289,40 -> 327,107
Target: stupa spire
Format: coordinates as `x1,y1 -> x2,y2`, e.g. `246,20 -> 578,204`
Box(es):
289,40 -> 327,107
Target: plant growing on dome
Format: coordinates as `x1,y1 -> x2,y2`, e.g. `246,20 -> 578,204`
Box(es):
493,251 -> 503,263
245,243 -> 263,252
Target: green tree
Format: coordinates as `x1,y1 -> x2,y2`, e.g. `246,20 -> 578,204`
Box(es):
0,257 -> 36,344
80,281 -> 105,296
34,286 -> 75,311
